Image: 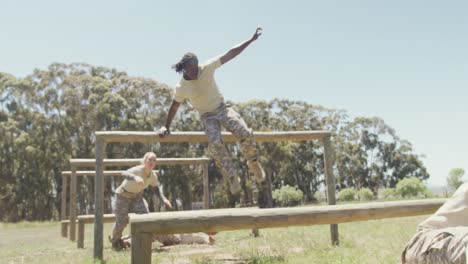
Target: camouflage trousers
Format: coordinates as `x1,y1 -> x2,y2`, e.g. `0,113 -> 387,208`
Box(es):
402,226 -> 468,264
111,192 -> 185,245
201,103 -> 266,195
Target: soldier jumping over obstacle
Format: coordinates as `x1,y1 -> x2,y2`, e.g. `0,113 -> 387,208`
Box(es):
157,27 -> 269,208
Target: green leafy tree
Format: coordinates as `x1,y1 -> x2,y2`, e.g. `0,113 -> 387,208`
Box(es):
358,188 -> 374,201
379,188 -> 397,200
272,185 -> 304,207
395,177 -> 427,198
335,117 -> 429,193
337,188 -> 356,201
447,168 -> 465,192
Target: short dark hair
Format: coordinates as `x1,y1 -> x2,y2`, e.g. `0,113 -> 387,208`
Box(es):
172,52 -> 198,73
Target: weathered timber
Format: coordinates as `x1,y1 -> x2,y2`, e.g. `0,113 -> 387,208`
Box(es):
131,199 -> 445,235
95,131 -> 331,143
70,157 -> 210,167
77,214 -> 115,249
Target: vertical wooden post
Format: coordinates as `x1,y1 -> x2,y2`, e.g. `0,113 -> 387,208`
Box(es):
69,167 -> 77,241
251,228 -> 260,237
77,220 -> 85,248
203,162 -> 209,209
94,139 -> 105,260
323,136 -> 339,245
185,173 -> 193,210
63,222 -> 69,238
61,175 -> 68,237
266,171 -> 273,208
131,232 -> 152,264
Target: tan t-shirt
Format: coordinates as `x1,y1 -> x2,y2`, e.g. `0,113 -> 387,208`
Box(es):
115,165 -> 159,194
174,57 -> 224,114
418,181 -> 468,230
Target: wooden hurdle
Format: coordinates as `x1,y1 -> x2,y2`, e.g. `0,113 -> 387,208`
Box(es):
93,131 -> 336,260
62,167 -> 209,249
77,214 -> 116,249
130,199 -> 446,264
61,171 -> 147,249
61,157 -> 210,242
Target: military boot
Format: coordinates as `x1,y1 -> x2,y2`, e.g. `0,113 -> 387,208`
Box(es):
109,235 -> 129,251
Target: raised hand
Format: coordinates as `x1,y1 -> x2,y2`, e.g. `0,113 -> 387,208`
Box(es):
251,26 -> 262,41
157,126 -> 170,138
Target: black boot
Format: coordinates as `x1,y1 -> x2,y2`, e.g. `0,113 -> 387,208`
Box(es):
109,235 -> 128,251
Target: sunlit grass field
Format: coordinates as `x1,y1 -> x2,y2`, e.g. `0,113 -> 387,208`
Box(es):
0,214 -> 422,264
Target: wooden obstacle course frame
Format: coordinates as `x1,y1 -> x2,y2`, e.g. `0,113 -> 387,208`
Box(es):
77,214 -> 116,249
93,130 -> 336,260
130,198 -> 446,264
61,157 -> 210,242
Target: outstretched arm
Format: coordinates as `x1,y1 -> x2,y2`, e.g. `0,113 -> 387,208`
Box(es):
155,185 -> 172,209
122,171 -> 144,186
157,100 -> 180,137
220,27 -> 262,65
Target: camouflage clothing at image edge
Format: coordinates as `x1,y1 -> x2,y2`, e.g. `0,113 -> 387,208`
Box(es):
402,181 -> 468,263
402,227 -> 468,264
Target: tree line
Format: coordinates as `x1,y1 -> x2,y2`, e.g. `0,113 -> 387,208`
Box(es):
0,63 -> 429,222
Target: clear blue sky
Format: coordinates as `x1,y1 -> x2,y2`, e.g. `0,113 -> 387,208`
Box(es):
2,0 -> 467,187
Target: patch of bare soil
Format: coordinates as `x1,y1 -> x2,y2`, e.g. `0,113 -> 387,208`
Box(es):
153,244 -> 243,263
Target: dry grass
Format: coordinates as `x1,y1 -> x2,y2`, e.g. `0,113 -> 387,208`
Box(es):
0,215 -> 424,263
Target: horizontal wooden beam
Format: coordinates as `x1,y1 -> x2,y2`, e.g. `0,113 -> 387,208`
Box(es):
130,199 -> 446,234
69,157 -> 210,168
95,131 -> 331,143
78,214 -> 115,224
77,214 -> 116,248
62,170 -> 140,177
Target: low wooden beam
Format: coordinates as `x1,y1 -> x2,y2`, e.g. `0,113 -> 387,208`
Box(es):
96,131 -> 331,143
131,199 -> 446,235
77,214 -> 115,249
